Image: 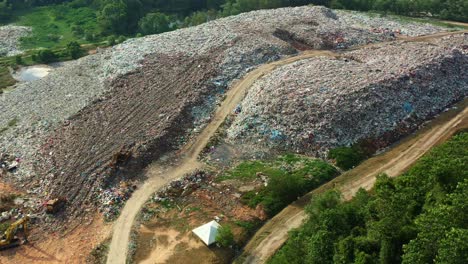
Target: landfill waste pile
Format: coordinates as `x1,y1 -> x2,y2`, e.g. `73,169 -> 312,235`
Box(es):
334,10 -> 449,37
227,34 -> 468,156
153,170 -> 209,201
96,181 -> 137,221
0,25 -> 31,56
0,6 -> 449,219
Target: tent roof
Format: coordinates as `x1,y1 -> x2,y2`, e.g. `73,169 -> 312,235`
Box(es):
192,220 -> 221,246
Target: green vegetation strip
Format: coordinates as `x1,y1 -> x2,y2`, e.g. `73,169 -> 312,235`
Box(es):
220,154 -> 339,217
270,132 -> 468,264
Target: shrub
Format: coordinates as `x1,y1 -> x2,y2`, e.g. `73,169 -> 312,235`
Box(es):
67,41 -> 82,59
35,49 -> 57,63
328,146 -> 366,170
107,35 -> 116,46
216,225 -> 234,247
15,55 -> 22,65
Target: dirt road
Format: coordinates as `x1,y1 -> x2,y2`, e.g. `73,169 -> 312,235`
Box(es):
106,50 -> 339,264
237,101 -> 468,264
107,30 -> 467,263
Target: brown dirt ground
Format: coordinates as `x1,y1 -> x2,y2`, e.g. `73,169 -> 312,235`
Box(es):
132,180 -> 259,264
0,214 -> 111,264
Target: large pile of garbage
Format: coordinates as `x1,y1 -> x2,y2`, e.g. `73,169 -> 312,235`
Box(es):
97,181 -> 136,221
0,6 -> 450,214
227,34 -> 468,156
0,25 -> 31,56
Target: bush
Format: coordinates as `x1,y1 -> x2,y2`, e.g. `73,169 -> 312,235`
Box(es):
216,225 -> 234,247
15,55 -> 23,65
0,222 -> 10,234
35,49 -> 57,63
117,35 -> 126,44
328,146 -> 366,170
107,35 -> 116,46
67,41 -> 82,59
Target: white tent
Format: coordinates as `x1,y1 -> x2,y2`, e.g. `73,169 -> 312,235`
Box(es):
192,220 -> 221,246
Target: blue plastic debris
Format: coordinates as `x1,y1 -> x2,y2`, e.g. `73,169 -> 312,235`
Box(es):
403,102 -> 413,113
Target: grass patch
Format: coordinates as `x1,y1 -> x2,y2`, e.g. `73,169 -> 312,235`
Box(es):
218,160 -> 284,181
0,66 -> 16,92
223,154 -> 339,216
0,117 -> 19,134
12,5 -> 100,49
234,220 -> 262,235
87,238 -> 111,264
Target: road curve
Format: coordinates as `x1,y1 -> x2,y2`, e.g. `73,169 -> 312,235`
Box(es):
237,101 -> 468,264
107,29 -> 467,263
106,50 -> 340,264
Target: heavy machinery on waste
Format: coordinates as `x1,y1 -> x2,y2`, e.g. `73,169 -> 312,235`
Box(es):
46,197 -> 67,214
0,216 -> 30,250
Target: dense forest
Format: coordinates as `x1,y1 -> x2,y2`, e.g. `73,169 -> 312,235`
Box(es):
269,132 -> 468,264
1,0 -> 467,39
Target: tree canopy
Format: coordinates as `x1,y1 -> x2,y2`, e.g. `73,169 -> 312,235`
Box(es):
270,132 -> 468,264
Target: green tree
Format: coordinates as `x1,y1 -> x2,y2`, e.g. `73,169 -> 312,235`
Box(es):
67,41 -> 82,59
138,12 -> 170,35
98,1 -> 128,34
35,49 -> 57,63
216,225 -> 234,247
436,228 -> 468,264
0,0 -> 11,22
15,55 -> 23,65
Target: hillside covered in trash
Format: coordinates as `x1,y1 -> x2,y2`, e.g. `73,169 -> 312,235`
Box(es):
227,34 -> 468,155
0,5 -> 464,222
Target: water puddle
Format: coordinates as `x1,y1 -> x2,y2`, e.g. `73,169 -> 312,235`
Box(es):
13,65 -> 52,82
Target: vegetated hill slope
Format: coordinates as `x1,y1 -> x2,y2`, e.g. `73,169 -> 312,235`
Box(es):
0,6 -> 447,215
227,34 -> 468,155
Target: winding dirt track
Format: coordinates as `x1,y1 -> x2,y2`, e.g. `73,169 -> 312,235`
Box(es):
106,50 -> 339,264
237,101 -> 468,264
107,30 -> 467,263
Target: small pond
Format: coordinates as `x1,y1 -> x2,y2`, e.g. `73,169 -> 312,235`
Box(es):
13,65 -> 52,82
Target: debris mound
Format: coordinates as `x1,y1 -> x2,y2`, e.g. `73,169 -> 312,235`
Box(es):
0,6 -> 449,216
0,25 -> 31,56
227,34 -> 468,155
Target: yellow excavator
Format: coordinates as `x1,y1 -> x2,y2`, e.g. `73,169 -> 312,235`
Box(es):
0,216 -> 30,250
